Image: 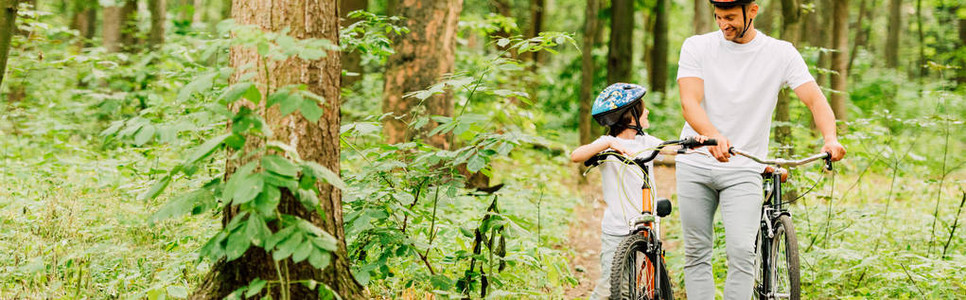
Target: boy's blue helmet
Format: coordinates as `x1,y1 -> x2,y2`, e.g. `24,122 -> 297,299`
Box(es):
592,83 -> 647,128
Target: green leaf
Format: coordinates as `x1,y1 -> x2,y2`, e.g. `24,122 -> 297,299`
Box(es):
252,186 -> 281,216
243,84 -> 262,104
299,98 -> 324,122
308,249 -> 331,269
262,155 -> 298,177
177,72 -> 217,102
278,91 -> 302,116
200,231 -> 228,261
184,134 -> 229,166
224,163 -> 263,205
245,278 -> 267,298
302,162 -> 346,190
138,175 -> 171,201
292,240 -> 313,263
265,226 -> 296,251
272,232 -> 304,260
309,235 -> 338,252
467,153 -> 485,173
297,189 -> 319,210
226,223 -> 251,261
246,214 -> 271,247
167,286 -> 188,299
150,189 -> 212,222
133,124 -> 155,146
220,82 -> 255,103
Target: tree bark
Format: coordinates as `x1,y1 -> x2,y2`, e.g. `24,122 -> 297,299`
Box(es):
775,0 -> 801,157
103,3 -> 123,52
0,0 -> 17,89
70,0 -> 97,48
189,0 -> 363,298
885,0 -> 901,68
382,0 -> 462,149
693,0 -> 711,35
148,0 -> 165,49
579,0 -> 600,146
120,0 -> 138,49
525,0 -> 544,67
607,0 -> 633,84
830,0 -> 848,122
959,8 -> 966,85
757,0 -> 776,34
649,0 -> 668,98
340,0 -> 367,87
847,0 -> 871,73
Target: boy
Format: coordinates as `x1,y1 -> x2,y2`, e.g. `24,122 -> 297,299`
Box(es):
571,83 -> 705,299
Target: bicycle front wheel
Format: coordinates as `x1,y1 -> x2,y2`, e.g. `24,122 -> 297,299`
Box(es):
770,215 -> 801,300
609,234 -> 673,300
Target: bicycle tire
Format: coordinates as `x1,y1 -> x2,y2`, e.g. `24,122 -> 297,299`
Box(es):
770,215 -> 801,300
609,234 -> 673,300
753,228 -> 767,300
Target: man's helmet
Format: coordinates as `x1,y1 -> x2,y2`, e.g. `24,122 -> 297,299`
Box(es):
709,0 -> 755,8
592,83 -> 647,134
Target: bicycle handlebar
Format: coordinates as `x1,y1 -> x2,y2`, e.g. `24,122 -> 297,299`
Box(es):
728,147 -> 833,171
584,138 -> 717,168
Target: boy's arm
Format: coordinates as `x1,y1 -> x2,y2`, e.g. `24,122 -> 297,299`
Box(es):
571,137 -> 629,163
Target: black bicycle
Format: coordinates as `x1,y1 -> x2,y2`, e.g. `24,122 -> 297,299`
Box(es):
584,137 -> 717,300
729,147 -> 833,300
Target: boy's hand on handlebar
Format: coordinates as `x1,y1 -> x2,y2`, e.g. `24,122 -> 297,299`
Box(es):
608,140 -> 633,157
821,139 -> 846,161
709,134 -> 732,162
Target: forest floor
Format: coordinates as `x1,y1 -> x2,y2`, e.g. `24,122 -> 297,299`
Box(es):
564,165 -> 680,299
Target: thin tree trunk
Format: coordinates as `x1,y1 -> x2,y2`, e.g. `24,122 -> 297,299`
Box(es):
0,0 -> 17,89
847,0 -> 871,73
959,8 -> 966,85
885,0 -> 901,68
579,0 -> 600,146
148,0 -> 165,49
70,0 -> 97,48
189,0 -> 363,298
607,0 -> 633,84
830,0 -> 848,122
915,0 -> 924,82
757,0 -> 776,34
340,0 -> 367,87
192,0 -> 203,25
649,0 -> 668,99
775,0 -> 801,157
382,0 -> 462,149
120,0 -> 138,49
693,0 -> 711,35
526,0 -> 544,68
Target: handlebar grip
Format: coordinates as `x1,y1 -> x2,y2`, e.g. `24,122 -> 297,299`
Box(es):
823,152 -> 833,171
680,137 -> 718,148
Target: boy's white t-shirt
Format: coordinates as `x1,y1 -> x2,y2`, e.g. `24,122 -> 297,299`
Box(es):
676,30 -> 815,171
594,134 -> 664,236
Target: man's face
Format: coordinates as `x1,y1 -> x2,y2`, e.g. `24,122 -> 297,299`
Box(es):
714,4 -> 758,42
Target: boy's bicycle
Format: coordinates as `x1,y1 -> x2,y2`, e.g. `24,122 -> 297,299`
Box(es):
729,147 -> 833,300
584,137 -> 717,300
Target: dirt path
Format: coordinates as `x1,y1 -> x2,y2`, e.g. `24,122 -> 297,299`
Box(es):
564,165 -> 679,299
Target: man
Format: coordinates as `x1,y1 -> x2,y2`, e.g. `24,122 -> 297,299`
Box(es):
675,0 -> 846,299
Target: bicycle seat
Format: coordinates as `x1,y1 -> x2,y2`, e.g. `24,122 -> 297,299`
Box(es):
761,166 -> 789,183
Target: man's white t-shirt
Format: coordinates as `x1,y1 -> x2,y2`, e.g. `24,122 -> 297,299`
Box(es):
594,134 -> 664,235
676,30 -> 815,171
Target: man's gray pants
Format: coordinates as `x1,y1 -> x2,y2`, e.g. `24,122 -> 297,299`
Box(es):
676,162 -> 763,300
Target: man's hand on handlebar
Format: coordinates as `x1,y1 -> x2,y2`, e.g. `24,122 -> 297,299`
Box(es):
821,139 -> 846,161
708,133 -> 732,162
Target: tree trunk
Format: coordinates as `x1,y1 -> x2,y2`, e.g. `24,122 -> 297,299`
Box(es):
340,0 -> 367,87
757,0 -> 776,34
120,0 -> 138,49
958,8 -> 965,85
103,3 -> 123,52
830,0 -> 848,122
915,0 -> 924,82
188,0 -> 363,298
607,0 -> 633,84
693,0 -> 711,35
70,0 -> 97,48
148,0 -> 165,49
382,0 -> 462,149
885,0 -> 901,68
525,0 -> 544,68
579,0 -> 600,146
649,0 -> 668,99
775,0 -> 801,157
847,0 -> 871,73
0,0 -> 17,89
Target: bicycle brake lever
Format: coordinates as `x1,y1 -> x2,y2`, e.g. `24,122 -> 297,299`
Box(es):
823,152 -> 833,172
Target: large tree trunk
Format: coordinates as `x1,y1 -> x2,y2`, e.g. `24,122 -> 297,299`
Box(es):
649,0 -> 668,99
103,3 -> 123,52
148,0 -> 165,48
339,0 -> 367,87
830,0 -> 848,122
775,0 -> 802,157
579,0 -> 600,146
382,0 -> 462,149
607,0 -> 633,84
693,0 -> 711,34
189,0 -> 363,298
70,0 -> 97,48
885,0 -> 901,68
0,0 -> 17,88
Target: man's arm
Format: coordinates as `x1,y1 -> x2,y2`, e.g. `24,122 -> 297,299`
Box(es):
793,81 -> 846,161
679,77 -> 732,162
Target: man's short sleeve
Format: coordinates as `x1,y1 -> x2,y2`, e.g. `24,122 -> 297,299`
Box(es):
676,37 -> 703,80
782,45 -> 814,89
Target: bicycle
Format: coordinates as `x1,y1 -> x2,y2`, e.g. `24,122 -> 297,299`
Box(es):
584,137 -> 717,300
728,147 -> 833,300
